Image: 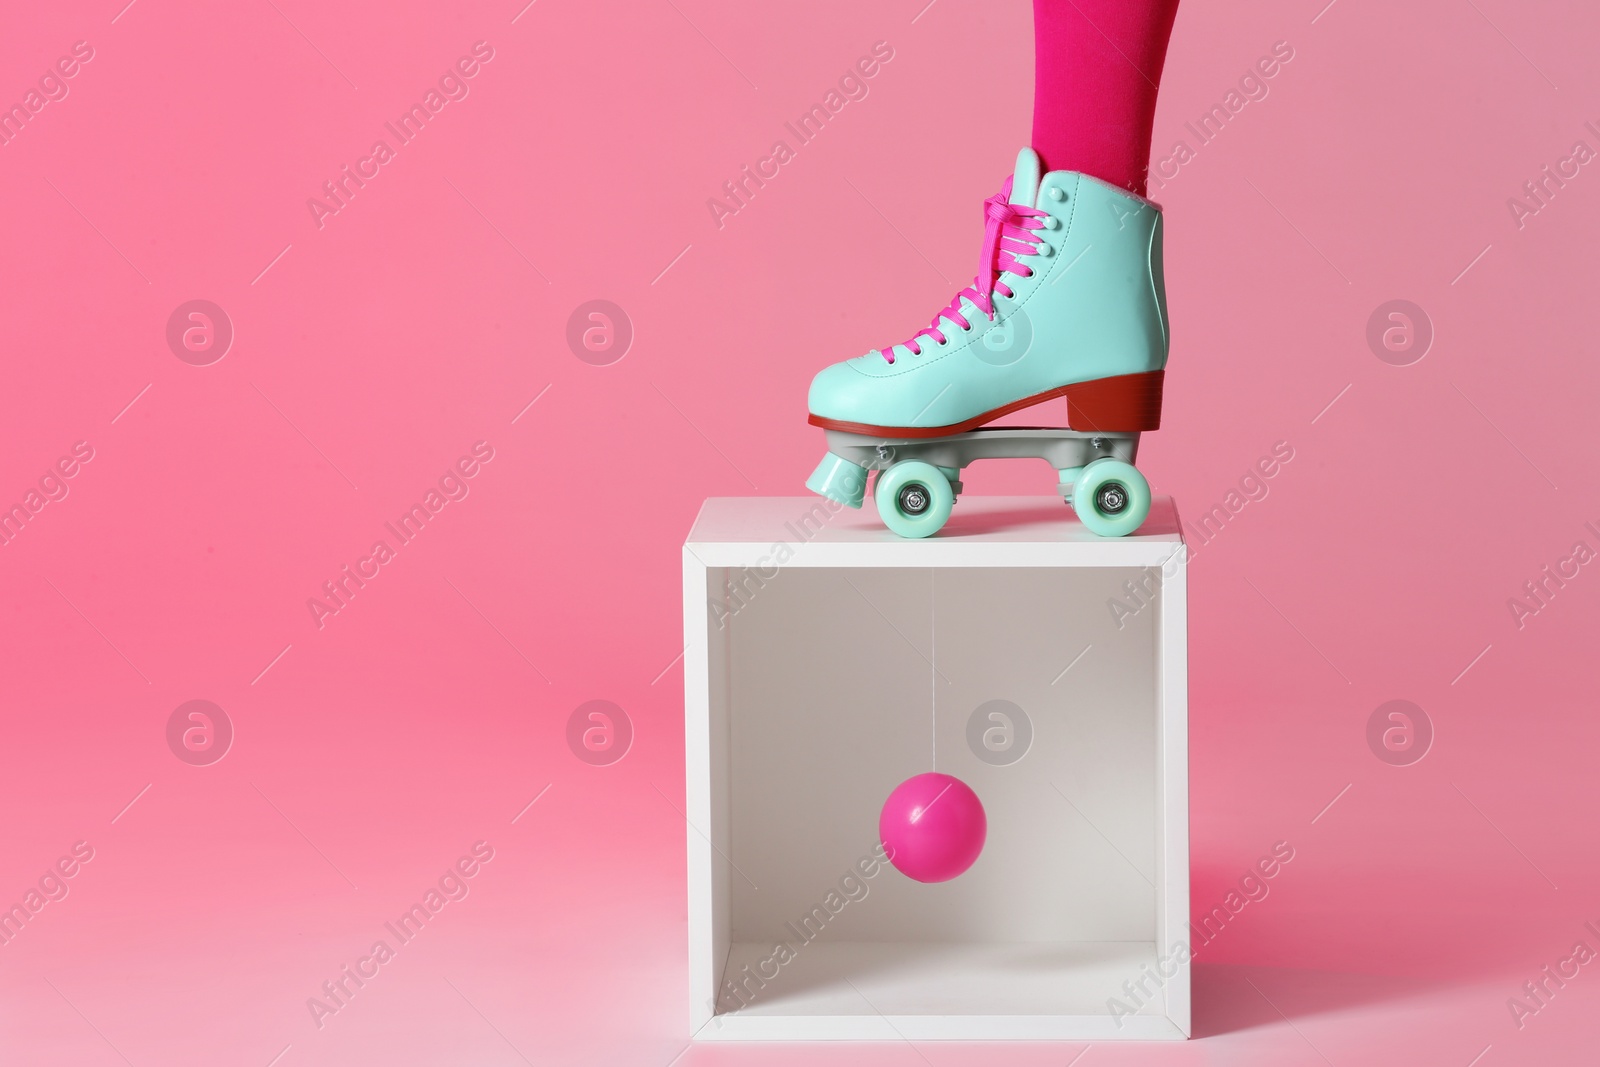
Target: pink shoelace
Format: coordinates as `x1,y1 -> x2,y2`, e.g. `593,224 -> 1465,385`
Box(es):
881,179 -> 1048,364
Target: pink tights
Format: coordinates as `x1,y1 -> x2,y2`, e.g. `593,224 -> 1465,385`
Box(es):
1031,0 -> 1181,197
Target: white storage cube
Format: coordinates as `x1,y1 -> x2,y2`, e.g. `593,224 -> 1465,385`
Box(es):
682,496 -> 1189,1041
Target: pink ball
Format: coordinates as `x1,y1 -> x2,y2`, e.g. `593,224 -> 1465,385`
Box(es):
879,772 -> 987,883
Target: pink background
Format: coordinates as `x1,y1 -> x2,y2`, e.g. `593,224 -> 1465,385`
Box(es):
3,0 -> 1598,1063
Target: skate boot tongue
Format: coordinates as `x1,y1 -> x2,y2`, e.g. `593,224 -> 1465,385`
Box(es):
1009,147 -> 1042,208
875,149 -> 1050,363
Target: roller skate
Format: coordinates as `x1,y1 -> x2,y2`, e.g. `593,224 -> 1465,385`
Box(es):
805,147 -> 1169,538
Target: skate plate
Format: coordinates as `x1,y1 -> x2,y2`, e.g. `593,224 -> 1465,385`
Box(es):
823,427 -> 1138,496
808,428 -> 1150,539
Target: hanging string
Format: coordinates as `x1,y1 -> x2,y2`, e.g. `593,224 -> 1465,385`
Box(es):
930,568 -> 937,772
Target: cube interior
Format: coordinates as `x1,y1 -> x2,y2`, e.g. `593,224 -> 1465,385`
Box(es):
691,559 -> 1187,1040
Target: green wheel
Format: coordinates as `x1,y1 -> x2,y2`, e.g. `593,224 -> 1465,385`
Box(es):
875,460 -> 955,539
1072,458 -> 1150,537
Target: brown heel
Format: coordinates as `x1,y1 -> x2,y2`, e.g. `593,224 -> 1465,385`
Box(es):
1064,370 -> 1164,432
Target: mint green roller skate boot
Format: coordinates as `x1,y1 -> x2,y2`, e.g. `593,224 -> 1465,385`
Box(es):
805,147 -> 1170,538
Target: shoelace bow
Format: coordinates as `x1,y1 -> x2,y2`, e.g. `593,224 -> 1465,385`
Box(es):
881,182 -> 1047,364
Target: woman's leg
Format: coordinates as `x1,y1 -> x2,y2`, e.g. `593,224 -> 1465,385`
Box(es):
1031,0 -> 1181,196
805,3 -> 1180,516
